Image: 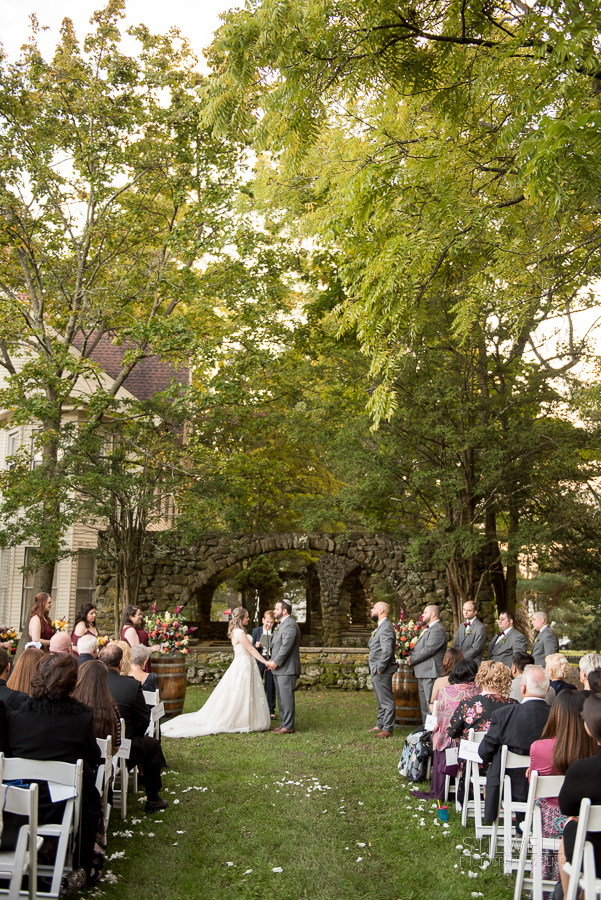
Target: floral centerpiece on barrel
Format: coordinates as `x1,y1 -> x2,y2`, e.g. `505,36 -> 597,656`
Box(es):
145,604 -> 195,719
146,604 -> 194,654
394,611 -> 424,664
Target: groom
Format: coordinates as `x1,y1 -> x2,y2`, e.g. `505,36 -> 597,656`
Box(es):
266,600 -> 301,734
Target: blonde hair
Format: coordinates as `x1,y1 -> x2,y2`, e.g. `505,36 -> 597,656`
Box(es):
475,660 -> 512,698
546,653 -> 572,681
263,610 -> 275,621
228,607 -> 248,638
116,640 -> 133,676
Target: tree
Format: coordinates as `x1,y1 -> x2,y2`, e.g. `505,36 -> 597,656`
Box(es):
0,1 -> 240,588
232,555 -> 283,625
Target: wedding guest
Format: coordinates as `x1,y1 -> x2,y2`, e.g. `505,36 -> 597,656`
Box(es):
578,652 -> 601,696
453,600 -> 487,666
100,642 -> 167,812
120,606 -> 161,673
49,632 -> 72,655
545,653 -> 577,697
74,659 -> 121,749
0,648 -> 27,712
24,592 -> 55,652
487,611 -> 527,668
116,640 -> 133,676
528,690 -> 597,885
479,665 -> 551,823
71,603 -> 99,655
429,647 -> 464,713
558,694 -> 601,897
6,654 -> 102,879
414,658 -> 479,801
252,610 -> 276,719
407,604 -> 448,723
510,651 -> 555,704
129,645 -> 158,691
77,634 -> 99,666
531,610 -> 559,667
6,646 -> 43,694
587,669 -> 601,694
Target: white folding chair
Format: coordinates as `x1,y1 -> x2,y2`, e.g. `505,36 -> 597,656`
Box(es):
132,692 -> 162,793
460,729 -> 488,835
514,771 -> 565,900
112,719 -> 129,820
582,841 -> 601,899
564,798 -> 601,900
489,745 -> 530,870
2,757 -> 82,899
95,736 -> 113,829
0,778 -> 40,900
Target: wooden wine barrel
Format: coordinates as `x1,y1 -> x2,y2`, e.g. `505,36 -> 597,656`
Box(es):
392,667 -> 422,727
153,655 -> 188,719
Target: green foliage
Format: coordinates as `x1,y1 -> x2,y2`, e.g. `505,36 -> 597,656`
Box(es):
232,554 -> 283,622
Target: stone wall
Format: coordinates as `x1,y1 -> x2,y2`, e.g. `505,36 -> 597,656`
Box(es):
187,645 -> 372,691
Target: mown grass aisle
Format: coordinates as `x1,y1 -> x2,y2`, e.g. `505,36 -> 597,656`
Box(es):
91,688 -> 513,900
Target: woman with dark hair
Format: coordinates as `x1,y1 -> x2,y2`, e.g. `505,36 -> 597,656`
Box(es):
414,658 -> 479,800
71,603 -> 99,655
528,690 -> 597,884
6,654 -> 102,880
73,660 -> 121,748
26,592 -> 55,651
429,647 -> 465,713
120,606 -> 160,673
6,646 -> 43,693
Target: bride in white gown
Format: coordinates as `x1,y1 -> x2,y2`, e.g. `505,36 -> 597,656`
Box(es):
161,607 -> 271,738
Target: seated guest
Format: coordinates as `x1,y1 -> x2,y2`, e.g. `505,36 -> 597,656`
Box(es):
0,648 -> 28,711
116,640 -> 133,676
100,643 -> 168,812
414,658 -> 478,800
74,659 -> 121,749
429,647 -> 464,713
528,691 -> 597,885
558,694 -> 601,897
49,632 -> 72,655
545,653 -> 577,697
77,634 -> 99,666
510,651 -> 554,704
479,664 -> 551,823
6,654 -> 102,879
586,668 -> 601,695
578,652 -> 601,697
129,645 -> 158,692
6,646 -> 43,694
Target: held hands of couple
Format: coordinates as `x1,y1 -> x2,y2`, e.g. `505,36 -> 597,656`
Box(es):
265,660 -> 277,670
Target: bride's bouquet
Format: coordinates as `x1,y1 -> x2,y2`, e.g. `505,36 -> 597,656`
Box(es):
394,610 -> 424,663
146,604 -> 195,655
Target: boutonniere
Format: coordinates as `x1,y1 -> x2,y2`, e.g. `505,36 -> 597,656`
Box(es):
499,636 -> 507,644
465,626 -> 472,635
274,625 -> 280,634
534,635 -> 540,643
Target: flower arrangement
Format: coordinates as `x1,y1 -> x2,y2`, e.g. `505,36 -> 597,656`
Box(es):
146,604 -> 195,655
98,634 -> 111,648
52,617 -> 69,633
0,625 -> 18,654
393,611 -> 424,662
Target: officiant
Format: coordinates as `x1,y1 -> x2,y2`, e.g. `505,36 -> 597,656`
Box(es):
252,610 -> 277,719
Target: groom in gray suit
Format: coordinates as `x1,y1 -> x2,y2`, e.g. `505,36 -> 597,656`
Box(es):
408,604 -> 448,723
266,600 -> 301,734
368,602 -> 399,738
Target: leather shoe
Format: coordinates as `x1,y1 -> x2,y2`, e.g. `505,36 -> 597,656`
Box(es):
271,726 -> 294,734
367,726 -> 381,733
375,730 -> 393,738
145,796 -> 169,812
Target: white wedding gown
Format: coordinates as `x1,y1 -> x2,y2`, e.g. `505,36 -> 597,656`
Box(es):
161,629 -> 271,738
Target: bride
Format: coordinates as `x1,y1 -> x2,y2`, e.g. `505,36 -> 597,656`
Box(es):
161,607 -> 271,738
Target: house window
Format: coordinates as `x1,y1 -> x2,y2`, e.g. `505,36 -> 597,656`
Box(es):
20,549 -> 59,630
7,431 -> 19,469
29,430 -> 42,470
76,551 -> 96,607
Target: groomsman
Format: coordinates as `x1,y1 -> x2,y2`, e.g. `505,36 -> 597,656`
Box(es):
487,611 -> 527,668
530,610 -> 559,667
454,600 -> 487,666
407,604 -> 448,723
252,610 -> 276,719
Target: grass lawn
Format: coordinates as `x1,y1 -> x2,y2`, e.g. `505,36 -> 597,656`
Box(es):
92,687 -> 514,900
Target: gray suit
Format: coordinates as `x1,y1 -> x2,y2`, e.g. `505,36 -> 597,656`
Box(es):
531,627 -> 559,667
410,620 -> 448,723
487,628 -> 527,669
271,615 -> 301,731
454,618 -> 487,666
368,618 -> 399,733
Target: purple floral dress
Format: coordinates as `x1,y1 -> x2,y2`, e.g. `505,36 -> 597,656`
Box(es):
447,692 -> 518,787
433,683 -> 480,752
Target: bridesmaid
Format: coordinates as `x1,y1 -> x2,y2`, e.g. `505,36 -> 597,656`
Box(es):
27,592 -> 55,652
120,605 -> 161,673
71,603 -> 100,656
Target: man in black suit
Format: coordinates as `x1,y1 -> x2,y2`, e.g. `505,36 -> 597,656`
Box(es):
479,664 -> 551,823
100,643 -> 167,813
77,634 -> 99,666
251,610 -> 276,719
0,648 -> 27,711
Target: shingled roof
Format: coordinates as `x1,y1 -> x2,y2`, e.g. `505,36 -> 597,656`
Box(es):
72,332 -> 189,401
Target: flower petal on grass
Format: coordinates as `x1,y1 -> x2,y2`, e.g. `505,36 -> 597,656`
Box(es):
272,867 -> 283,873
